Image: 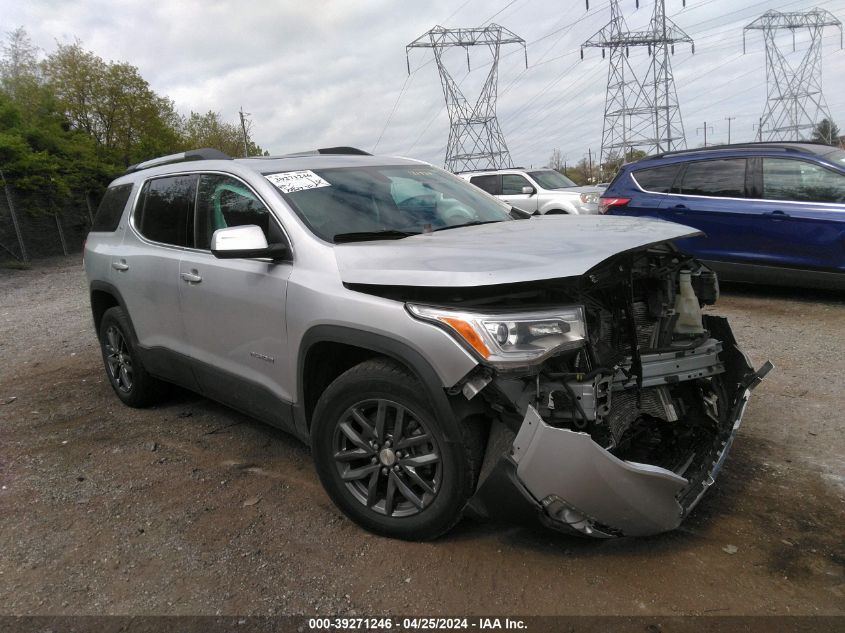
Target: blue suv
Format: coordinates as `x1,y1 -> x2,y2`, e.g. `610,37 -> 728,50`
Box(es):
600,142 -> 845,290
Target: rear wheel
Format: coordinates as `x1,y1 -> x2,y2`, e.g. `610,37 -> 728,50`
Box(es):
311,358 -> 481,540
99,306 -> 164,408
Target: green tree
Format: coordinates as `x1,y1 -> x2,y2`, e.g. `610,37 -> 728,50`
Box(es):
0,27 -> 55,127
42,41 -> 182,166
811,118 -> 841,146
601,149 -> 647,180
0,90 -> 115,210
180,110 -> 263,157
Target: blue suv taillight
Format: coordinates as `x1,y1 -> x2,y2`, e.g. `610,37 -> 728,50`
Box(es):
598,197 -> 631,215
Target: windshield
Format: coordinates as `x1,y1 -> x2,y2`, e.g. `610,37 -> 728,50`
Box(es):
527,170 -> 578,190
265,165 -> 512,242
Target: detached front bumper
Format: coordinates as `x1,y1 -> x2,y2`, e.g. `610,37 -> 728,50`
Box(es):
467,317 -> 773,538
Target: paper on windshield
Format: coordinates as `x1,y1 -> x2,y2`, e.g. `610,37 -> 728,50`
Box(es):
265,170 -> 331,194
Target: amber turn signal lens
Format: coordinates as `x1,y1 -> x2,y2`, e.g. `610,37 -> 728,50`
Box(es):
439,317 -> 491,359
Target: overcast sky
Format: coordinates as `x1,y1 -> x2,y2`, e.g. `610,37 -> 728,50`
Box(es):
3,0 -> 845,168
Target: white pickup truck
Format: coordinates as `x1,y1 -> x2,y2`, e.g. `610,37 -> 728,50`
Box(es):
458,168 -> 603,215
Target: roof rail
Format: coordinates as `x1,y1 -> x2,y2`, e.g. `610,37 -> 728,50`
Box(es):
652,141 -> 828,159
453,166 -> 526,174
317,146 -> 371,155
125,148 -> 232,174
258,146 -> 374,160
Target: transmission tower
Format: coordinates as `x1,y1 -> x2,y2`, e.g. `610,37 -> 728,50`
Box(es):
744,9 -> 842,142
407,25 -> 527,173
583,1 -> 693,173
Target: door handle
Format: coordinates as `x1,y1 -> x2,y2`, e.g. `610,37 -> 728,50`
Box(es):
180,271 -> 202,283
762,210 -> 790,219
670,204 -> 688,213
111,261 -> 129,272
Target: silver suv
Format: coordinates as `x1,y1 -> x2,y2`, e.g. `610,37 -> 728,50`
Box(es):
84,147 -> 771,540
458,168 -> 603,215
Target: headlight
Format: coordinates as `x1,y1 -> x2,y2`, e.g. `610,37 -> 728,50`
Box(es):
407,304 -> 587,367
579,192 -> 599,205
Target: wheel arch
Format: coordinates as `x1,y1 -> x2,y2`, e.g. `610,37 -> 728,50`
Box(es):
541,199 -> 577,215
90,281 -> 137,340
295,325 -> 471,444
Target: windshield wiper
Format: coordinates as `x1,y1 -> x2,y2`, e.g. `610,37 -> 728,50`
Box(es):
333,229 -> 420,244
432,220 -> 503,233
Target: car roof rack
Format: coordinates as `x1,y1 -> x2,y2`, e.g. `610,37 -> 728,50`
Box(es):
652,141 -> 834,159
255,146 -> 373,160
125,148 -> 232,174
454,167 -> 526,174
317,146 -> 371,155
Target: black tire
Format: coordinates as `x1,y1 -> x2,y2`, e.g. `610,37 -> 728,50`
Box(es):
98,306 -> 164,408
311,358 -> 482,541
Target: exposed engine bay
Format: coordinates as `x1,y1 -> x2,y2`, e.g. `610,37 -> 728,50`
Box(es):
351,243 -> 771,536
481,247 -> 734,505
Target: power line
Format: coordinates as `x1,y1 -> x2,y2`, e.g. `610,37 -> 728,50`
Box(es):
744,7 -> 843,141
406,0 -> 845,165
406,24 -> 527,171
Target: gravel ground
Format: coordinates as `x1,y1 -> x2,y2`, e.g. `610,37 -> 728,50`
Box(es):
0,256 -> 843,616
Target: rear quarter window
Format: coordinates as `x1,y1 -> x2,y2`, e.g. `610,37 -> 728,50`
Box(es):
91,184 -> 133,232
632,164 -> 681,193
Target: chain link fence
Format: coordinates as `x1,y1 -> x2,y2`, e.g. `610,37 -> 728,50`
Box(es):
0,180 -> 101,264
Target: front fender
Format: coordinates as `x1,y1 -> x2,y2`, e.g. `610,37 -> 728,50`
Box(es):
295,325 -> 477,445
539,198 -> 577,215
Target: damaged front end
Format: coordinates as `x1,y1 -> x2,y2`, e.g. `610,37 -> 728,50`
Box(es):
407,245 -> 772,537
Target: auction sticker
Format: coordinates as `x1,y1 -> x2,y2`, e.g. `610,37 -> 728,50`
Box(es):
265,170 -> 331,194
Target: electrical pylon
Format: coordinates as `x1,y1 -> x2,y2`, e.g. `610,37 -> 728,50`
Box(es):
407,24 -> 527,173
744,9 -> 842,142
582,1 -> 693,174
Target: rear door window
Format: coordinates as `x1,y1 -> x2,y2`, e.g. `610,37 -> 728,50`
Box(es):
135,175 -> 198,247
678,159 -> 747,198
632,164 -> 681,193
762,158 -> 845,203
469,174 -> 500,195
91,184 -> 133,232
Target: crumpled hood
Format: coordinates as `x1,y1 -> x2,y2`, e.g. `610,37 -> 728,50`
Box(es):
334,215 -> 701,287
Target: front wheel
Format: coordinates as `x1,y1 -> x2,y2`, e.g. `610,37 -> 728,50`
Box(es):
311,358 -> 482,540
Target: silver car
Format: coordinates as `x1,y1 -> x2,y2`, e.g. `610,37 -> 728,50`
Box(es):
84,147 -> 771,540
458,168 -> 603,215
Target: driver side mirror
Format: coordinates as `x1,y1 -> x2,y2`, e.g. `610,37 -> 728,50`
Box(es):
521,185 -> 536,196
211,225 -> 289,260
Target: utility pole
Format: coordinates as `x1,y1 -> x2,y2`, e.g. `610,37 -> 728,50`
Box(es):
725,116 -> 736,144
753,117 -> 764,141
407,24 -> 527,172
582,1 -> 693,170
744,9 -> 842,141
696,122 -> 714,146
588,148 -> 593,183
239,108 -> 251,157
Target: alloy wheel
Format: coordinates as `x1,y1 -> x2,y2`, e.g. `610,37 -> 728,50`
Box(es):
104,326 -> 133,394
332,398 -> 442,517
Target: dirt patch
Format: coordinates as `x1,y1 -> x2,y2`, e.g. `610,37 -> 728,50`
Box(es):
0,258 -> 843,616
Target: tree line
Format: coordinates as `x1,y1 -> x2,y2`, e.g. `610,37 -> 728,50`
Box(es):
0,27 -> 265,212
